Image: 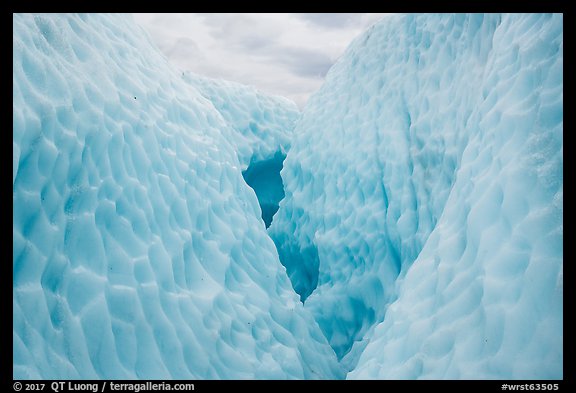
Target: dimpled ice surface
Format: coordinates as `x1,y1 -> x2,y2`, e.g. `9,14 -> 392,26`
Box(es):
13,13 -> 343,379
14,12 -> 562,380
270,13 -> 562,378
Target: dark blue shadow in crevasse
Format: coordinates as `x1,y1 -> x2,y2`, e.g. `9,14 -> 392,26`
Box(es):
242,151 -> 286,229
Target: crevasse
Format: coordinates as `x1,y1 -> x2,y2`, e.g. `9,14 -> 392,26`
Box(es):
271,13 -> 562,379
13,13 -> 562,380
13,13 -> 343,380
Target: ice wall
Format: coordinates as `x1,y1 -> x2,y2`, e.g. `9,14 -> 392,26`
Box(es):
182,73 -> 298,168
270,13 -> 563,378
13,13 -> 343,379
182,74 -> 295,228
12,12 -> 563,380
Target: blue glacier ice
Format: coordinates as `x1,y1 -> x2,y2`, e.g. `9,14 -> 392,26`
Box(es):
13,13 -> 342,379
270,13 -> 563,378
13,12 -> 562,380
181,74 -> 294,228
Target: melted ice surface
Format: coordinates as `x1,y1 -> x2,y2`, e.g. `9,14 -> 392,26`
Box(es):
13,13 -> 342,379
271,13 -> 562,378
13,12 -> 562,380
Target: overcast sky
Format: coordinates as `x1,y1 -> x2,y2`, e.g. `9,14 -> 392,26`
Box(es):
133,13 -> 390,108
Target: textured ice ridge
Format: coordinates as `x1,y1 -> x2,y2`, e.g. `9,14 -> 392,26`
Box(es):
13,12 -> 563,381
13,13 -> 343,379
271,13 -> 563,379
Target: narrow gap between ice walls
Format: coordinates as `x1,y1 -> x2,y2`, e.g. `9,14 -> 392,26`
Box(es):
241,149 -> 321,304
241,151 -> 287,229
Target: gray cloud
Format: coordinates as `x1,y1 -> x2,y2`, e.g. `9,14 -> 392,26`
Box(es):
295,13 -> 364,29
267,46 -> 333,78
197,15 -> 333,79
164,37 -> 202,61
201,13 -> 281,50
134,13 -> 389,108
